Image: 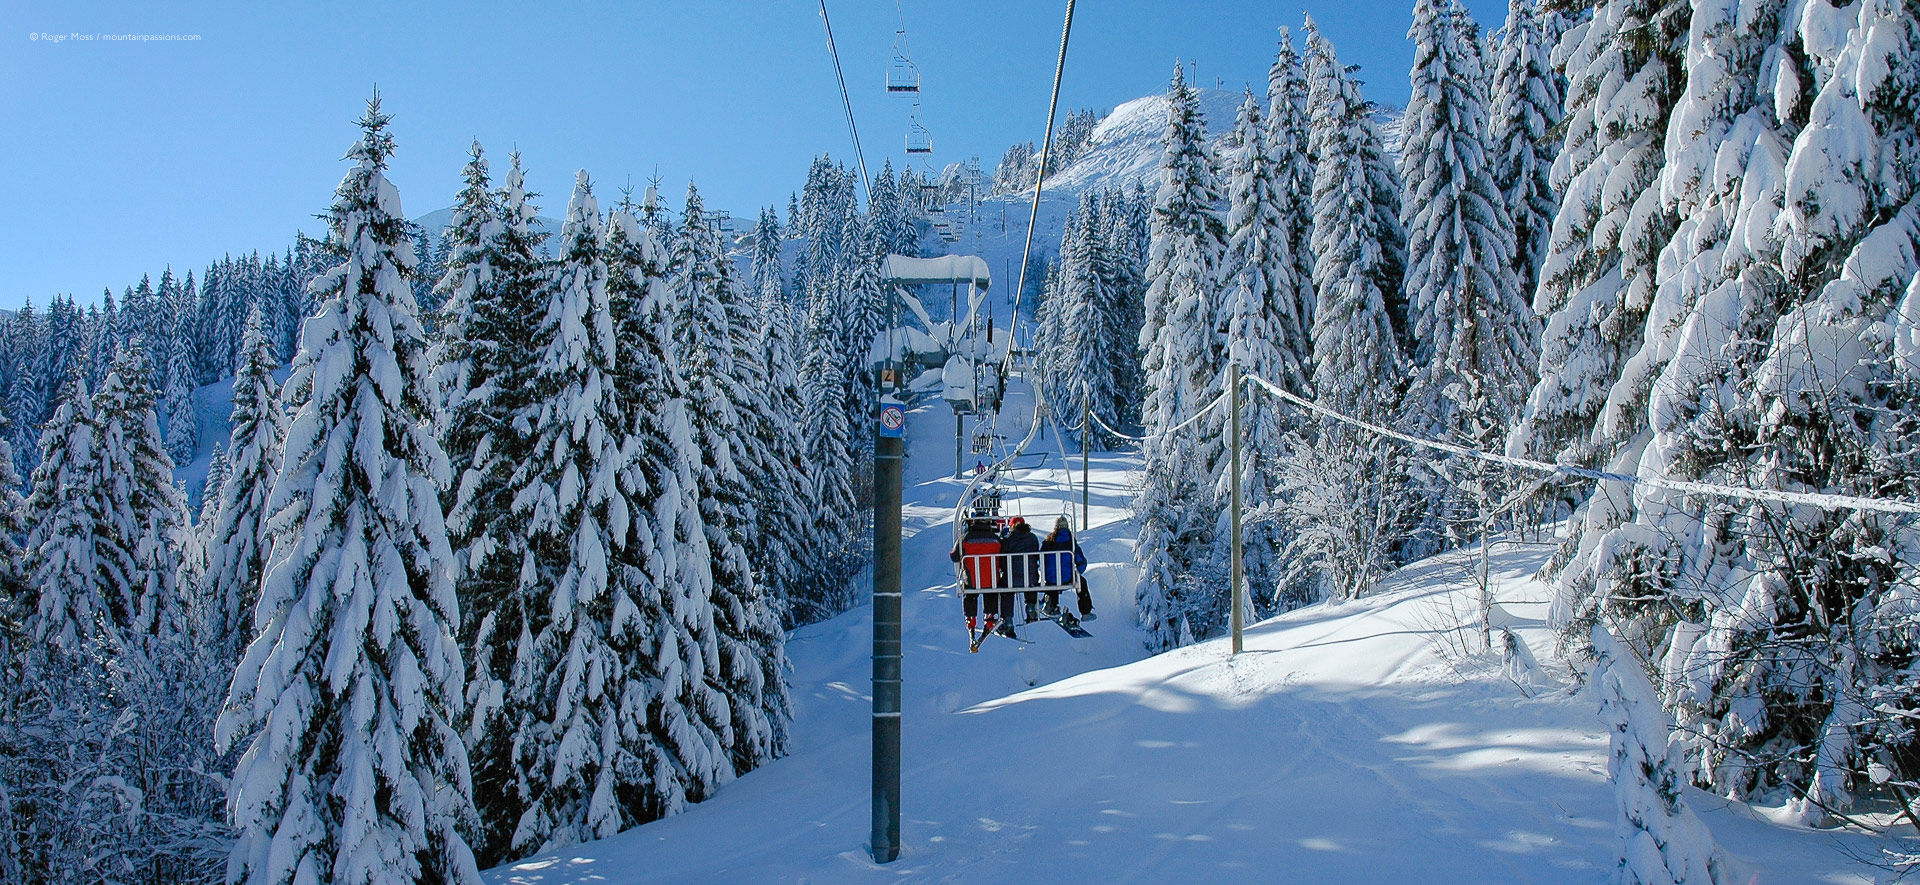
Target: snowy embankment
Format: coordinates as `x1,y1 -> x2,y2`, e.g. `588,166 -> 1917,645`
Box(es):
486,381 -> 1876,884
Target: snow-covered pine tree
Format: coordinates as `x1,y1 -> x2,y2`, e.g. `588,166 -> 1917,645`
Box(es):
432,141 -> 503,430
1402,0 -> 1530,424
41,297 -> 80,403
667,182 -> 791,774
1506,0 -> 1686,615
153,269 -> 181,353
177,452 -> 220,604
750,206 -> 784,301
203,303 -> 284,667
0,412 -> 23,620
1566,0 -> 1794,656
8,304 -> 46,477
1216,91 -> 1302,617
1666,0 -> 1920,811
20,373 -> 101,656
162,291 -> 199,464
993,141 -> 1039,196
1073,192 -> 1133,449
1265,27 -> 1318,376
216,96 -> 481,885
1591,625 -> 1731,884
745,257 -> 811,639
1489,0 -> 1565,296
9,374 -> 120,880
1098,187 -> 1151,424
429,146 -> 549,865
1400,0 -> 1534,555
122,275 -> 156,351
211,257 -> 250,382
508,171 -> 662,854
89,346 -> 192,648
1303,18 -> 1408,414
838,219 -> 889,462
742,202 -> 808,629
1035,219 -> 1082,418
90,291 -> 119,386
1135,63 -> 1230,648
1280,19 -> 1414,602
92,346 -> 229,878
1556,0 -> 1790,662
602,194 -> 735,824
868,161 -> 904,259
793,155 -> 853,300
796,291 -> 860,623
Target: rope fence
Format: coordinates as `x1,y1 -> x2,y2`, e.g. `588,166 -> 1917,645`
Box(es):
1061,371 -> 1920,517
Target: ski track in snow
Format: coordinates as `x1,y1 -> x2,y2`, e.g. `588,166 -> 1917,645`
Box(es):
486,378 -> 1882,884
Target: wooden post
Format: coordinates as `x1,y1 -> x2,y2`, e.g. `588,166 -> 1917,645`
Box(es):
1229,362 -> 1244,656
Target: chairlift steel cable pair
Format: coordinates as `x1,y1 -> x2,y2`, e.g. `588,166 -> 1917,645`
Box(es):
950,0 -> 1079,582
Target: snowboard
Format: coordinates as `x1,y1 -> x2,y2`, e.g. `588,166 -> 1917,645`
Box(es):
1054,615 -> 1093,639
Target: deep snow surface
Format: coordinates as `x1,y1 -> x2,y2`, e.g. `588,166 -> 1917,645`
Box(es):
487,379 -> 1882,884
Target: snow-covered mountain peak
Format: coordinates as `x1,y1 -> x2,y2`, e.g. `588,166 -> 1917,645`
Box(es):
1041,87 -> 1247,194
1026,87 -> 1402,197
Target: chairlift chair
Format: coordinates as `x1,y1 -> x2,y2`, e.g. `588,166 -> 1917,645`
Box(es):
906,105 -> 933,155
955,488 -> 1085,607
887,31 -> 921,93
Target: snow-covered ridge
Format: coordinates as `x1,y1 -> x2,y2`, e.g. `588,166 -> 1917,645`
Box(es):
1036,87 -> 1403,196
1040,88 -> 1247,194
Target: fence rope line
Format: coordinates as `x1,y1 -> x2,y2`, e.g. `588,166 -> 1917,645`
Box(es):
1082,386 -> 1228,443
1237,372 -> 1920,516
1062,372 -> 1920,515
1085,406 -> 1146,442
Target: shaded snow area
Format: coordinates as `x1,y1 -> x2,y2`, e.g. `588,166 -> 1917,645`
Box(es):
169,367 -> 292,512
488,379 -> 1878,884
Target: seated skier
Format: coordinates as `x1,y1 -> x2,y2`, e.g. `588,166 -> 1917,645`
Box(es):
1040,516 -> 1094,622
1002,517 -> 1044,624
951,517 -> 1010,638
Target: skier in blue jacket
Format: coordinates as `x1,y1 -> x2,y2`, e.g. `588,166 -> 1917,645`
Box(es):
1039,516 -> 1094,622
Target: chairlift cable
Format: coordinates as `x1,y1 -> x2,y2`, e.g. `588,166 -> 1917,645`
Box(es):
817,0 -> 872,201
1006,0 -> 1077,375
950,0 -> 1084,606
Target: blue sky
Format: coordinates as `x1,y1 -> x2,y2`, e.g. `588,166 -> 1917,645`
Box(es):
1,0 -> 1513,310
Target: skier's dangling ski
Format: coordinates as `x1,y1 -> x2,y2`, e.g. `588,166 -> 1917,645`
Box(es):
970,614 -> 1031,652
969,614 -> 996,653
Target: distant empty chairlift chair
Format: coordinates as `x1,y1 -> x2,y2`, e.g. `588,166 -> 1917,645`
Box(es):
906,103 -> 933,155
887,29 -> 921,93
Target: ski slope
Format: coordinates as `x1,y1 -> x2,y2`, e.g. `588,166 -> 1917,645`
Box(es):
485,378 -> 1880,884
